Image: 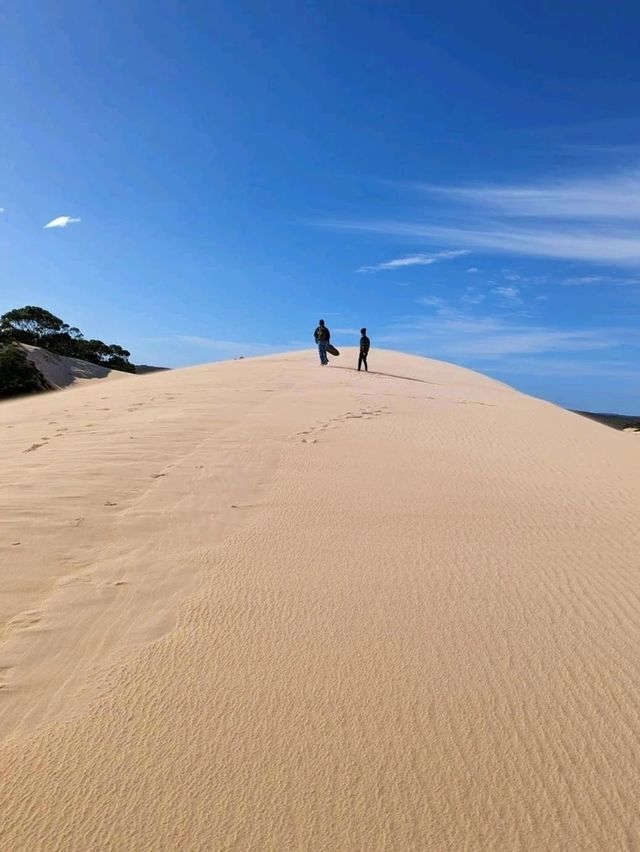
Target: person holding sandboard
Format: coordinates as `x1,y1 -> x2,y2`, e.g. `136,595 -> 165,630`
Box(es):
314,319 -> 331,365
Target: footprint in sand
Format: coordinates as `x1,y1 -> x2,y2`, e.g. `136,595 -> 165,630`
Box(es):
24,442 -> 46,453
72,517 -> 85,527
151,472 -> 167,479
104,501 -> 118,507
57,574 -> 92,588
9,611 -> 42,631
0,666 -> 14,690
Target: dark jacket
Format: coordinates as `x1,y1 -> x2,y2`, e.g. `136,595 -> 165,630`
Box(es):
360,334 -> 370,354
314,325 -> 330,343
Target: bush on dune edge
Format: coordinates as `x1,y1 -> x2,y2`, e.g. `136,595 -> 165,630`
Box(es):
0,343 -> 51,399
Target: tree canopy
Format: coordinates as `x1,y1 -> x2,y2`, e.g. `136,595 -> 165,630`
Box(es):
0,306 -> 136,373
0,306 -> 67,339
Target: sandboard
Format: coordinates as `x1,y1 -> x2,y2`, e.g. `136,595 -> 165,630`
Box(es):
326,344 -> 340,357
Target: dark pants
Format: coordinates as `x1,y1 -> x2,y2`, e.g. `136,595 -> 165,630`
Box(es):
358,352 -> 368,371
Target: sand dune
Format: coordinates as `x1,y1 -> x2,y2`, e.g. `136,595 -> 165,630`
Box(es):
21,343 -> 134,389
1,350 -> 639,850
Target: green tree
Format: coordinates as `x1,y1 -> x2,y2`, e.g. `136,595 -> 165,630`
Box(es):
0,306 -> 65,344
106,344 -> 136,372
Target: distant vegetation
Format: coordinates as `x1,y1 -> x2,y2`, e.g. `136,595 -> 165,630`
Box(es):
0,305 -> 136,399
574,411 -> 640,431
0,306 -> 136,371
134,365 -> 170,375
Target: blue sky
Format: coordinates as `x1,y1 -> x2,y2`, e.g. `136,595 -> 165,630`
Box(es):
1,1 -> 639,412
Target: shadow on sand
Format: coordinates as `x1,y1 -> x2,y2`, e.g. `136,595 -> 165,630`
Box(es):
332,365 -> 437,385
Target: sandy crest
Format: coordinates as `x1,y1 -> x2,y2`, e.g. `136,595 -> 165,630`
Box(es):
1,350 -> 639,850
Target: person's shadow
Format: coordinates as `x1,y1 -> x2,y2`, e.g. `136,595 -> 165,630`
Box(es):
332,365 -> 437,385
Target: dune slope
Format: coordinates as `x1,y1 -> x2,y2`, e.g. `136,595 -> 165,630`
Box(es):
1,350 -> 639,850
21,343 -> 134,389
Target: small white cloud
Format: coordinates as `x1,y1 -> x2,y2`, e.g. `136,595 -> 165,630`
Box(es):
418,296 -> 446,307
461,292 -> 486,305
466,267 -> 478,273
0,208 -> 4,214
357,249 -> 469,273
492,285 -> 523,304
43,215 -> 81,229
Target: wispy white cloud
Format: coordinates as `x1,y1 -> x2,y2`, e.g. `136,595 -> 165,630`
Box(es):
43,215 -> 81,229
379,300 -> 633,358
357,249 -> 469,273
482,358 -> 639,378
492,285 -> 523,304
461,290 -> 486,306
334,219 -> 640,265
417,296 -> 446,307
466,267 -> 478,273
563,274 -> 640,286
416,172 -> 640,219
144,336 -> 278,359
328,167 -> 640,267
175,336 -> 275,355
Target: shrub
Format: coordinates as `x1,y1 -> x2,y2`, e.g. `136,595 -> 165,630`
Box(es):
0,344 -> 49,399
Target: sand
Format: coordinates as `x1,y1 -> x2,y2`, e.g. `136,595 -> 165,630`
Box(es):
21,343 -> 134,390
1,349 -> 639,850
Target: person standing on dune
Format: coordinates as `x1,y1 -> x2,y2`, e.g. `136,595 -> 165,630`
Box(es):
358,327 -> 370,372
314,319 -> 330,366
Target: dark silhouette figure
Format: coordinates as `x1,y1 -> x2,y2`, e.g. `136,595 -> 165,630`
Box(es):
358,328 -> 370,371
314,319 -> 331,365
